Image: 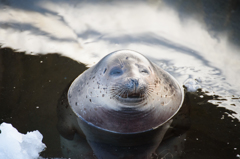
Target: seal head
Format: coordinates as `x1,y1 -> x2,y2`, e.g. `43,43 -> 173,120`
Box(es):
68,50 -> 183,133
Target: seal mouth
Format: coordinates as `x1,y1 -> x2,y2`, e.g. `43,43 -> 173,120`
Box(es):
110,83 -> 148,105
115,92 -> 146,104
121,92 -> 144,99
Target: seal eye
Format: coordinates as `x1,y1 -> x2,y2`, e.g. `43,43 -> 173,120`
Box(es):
110,67 -> 123,76
135,64 -> 149,75
140,69 -> 149,75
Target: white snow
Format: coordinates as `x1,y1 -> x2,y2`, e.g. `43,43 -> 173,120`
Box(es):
0,122 -> 46,159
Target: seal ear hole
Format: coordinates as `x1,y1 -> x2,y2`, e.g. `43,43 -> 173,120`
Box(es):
103,68 -> 107,74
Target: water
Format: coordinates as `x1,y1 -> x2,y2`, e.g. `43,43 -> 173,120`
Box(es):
0,0 -> 240,158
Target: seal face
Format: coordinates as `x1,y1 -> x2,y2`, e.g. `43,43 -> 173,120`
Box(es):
68,50 -> 183,133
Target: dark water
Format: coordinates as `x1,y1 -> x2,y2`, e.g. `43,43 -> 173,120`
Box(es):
0,0 -> 240,158
0,48 -> 87,157
0,47 -> 240,158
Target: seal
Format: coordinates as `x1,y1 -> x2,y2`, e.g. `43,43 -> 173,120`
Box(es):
57,50 -> 184,158
68,50 -> 183,133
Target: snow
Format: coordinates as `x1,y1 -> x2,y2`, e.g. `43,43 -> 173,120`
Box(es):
0,122 -> 46,159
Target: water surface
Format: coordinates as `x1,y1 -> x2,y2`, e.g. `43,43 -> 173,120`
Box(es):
0,0 -> 240,158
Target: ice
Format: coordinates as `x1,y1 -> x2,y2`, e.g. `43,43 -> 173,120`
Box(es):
0,122 -> 46,159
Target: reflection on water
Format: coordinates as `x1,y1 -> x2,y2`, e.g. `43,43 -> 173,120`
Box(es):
0,0 -> 240,158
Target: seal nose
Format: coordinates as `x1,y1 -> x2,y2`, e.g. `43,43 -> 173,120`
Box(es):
131,79 -> 139,87
129,78 -> 139,91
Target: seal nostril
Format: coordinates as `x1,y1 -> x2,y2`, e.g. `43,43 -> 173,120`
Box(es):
135,79 -> 139,87
130,79 -> 139,87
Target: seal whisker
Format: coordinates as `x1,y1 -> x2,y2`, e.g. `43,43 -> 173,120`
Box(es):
111,87 -> 127,99
163,98 -> 172,106
166,90 -> 175,98
146,87 -> 154,99
118,58 -> 124,68
118,89 -> 127,97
